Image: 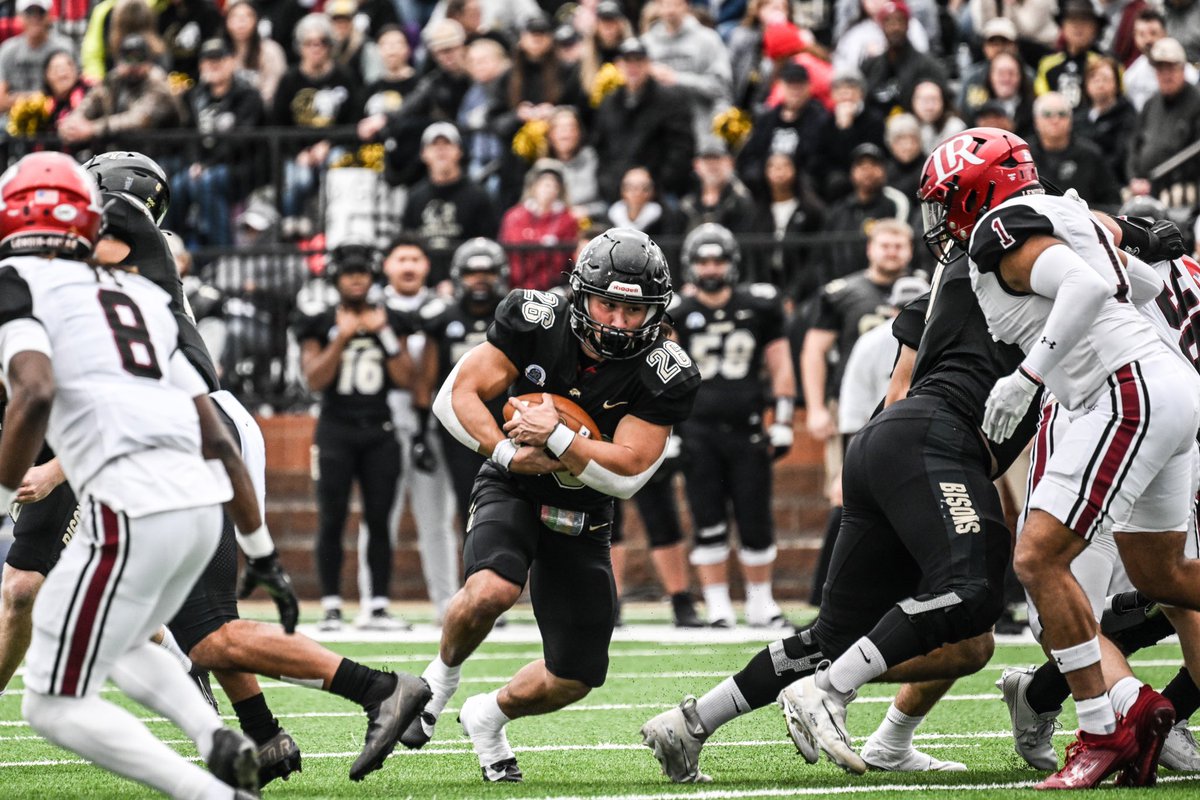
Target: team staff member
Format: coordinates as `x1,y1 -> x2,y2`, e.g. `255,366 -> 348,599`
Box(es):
410,228 -> 700,782
295,244 -> 416,632
671,223 -> 796,629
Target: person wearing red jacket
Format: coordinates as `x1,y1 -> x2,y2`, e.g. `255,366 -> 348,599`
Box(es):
499,158 -> 579,292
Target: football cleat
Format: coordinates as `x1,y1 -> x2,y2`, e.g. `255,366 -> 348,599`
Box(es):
1036,726 -> 1138,789
779,664 -> 866,774
317,608 -> 343,632
207,728 -> 260,793
1115,685 -> 1175,787
482,757 -> 523,782
997,666 -> 1061,770
860,737 -> 967,772
349,673 -> 432,781
256,729 -> 302,786
357,608 -> 413,632
709,617 -> 736,629
780,684 -> 819,764
1160,720 -> 1200,771
460,694 -> 521,782
640,696 -> 712,783
671,594 -> 705,628
400,710 -> 437,750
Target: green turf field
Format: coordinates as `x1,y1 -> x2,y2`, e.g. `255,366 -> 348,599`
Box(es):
3,611 -> 1198,799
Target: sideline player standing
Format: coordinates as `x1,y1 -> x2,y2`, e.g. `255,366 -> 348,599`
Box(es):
671,223 -> 796,628
919,128 -> 1200,788
414,228 -> 699,781
294,243 -> 416,631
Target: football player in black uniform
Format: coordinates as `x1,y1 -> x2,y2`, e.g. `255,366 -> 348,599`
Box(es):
671,223 -> 796,628
294,243 -> 416,632
413,228 -> 699,782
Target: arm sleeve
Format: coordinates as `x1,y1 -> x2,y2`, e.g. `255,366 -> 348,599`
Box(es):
1023,243 -> 1113,380
1124,254 -> 1165,307
167,348 -> 210,398
890,293 -> 930,350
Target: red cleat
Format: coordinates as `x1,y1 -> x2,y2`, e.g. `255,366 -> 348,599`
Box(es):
1115,685 -> 1176,787
1035,726 -> 1138,790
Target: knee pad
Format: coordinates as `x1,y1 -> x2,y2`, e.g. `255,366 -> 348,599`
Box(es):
897,578 -> 1003,651
689,542 -> 729,567
738,545 -> 777,568
1105,607 -> 1177,654
693,522 -> 728,548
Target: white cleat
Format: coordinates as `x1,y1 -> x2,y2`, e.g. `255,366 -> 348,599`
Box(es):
996,666 -> 1060,771
640,696 -> 712,783
459,694 -> 522,783
780,686 -> 819,764
861,737 -> 968,772
356,609 -> 413,631
1160,721 -> 1200,771
780,663 -> 866,774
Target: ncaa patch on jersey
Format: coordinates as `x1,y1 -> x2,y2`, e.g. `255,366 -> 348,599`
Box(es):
525,364 -> 546,386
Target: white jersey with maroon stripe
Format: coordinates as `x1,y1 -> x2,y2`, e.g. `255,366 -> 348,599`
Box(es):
1141,255 -> 1200,374
967,193 -> 1167,412
0,257 -> 231,516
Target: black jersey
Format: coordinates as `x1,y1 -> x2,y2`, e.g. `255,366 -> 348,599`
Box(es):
904,261 -> 1039,475
486,289 -> 700,512
418,295 -> 507,422
810,271 -> 895,399
105,193 -> 221,393
671,283 -> 786,427
294,304 -> 415,424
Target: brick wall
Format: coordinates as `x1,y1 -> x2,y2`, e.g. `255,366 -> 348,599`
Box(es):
261,414 -> 830,601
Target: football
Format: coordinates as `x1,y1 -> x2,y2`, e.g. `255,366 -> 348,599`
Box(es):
503,392 -> 601,440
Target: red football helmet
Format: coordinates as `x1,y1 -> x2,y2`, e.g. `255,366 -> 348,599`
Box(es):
0,152 -> 105,259
917,127 -> 1040,264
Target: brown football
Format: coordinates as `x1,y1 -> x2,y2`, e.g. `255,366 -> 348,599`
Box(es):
502,392 -> 601,441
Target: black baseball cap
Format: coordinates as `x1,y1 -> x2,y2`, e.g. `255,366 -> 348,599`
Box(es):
198,38 -> 231,60
850,142 -> 886,165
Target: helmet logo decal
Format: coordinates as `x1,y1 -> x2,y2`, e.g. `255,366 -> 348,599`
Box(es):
932,134 -> 986,184
52,204 -> 79,222
608,281 -> 644,297
33,189 -> 59,204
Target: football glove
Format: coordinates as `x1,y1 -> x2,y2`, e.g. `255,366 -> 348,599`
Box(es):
238,551 -> 300,634
1147,219 -> 1186,262
411,432 -> 438,473
983,367 -> 1041,444
768,422 -> 794,461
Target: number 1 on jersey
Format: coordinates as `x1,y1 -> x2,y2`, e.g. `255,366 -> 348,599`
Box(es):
991,217 -> 1016,249
98,288 -> 162,379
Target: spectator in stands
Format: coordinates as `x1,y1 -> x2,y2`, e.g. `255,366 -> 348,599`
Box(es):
494,12 -> 585,143
224,0 -> 286,105
272,13 -> 360,234
579,0 -> 631,95
680,138 -> 758,235
0,0 -> 75,117
401,121 -> 498,285
833,0 -> 939,50
823,142 -> 909,272
456,36 -> 508,197
1124,8 -> 1197,112
1034,0 -> 1104,110
82,0 -> 166,81
546,105 -> 605,221
498,158 -> 578,291
1126,37 -> 1200,196
1029,91 -> 1121,207
158,0 -> 223,83
169,38 -> 265,247
736,61 -> 829,200
58,34 -> 181,147
44,50 -> 90,131
592,37 -> 694,202
727,0 -> 792,109
605,166 -> 684,241
554,23 -> 583,69
1164,0 -> 1200,63
958,17 -> 1030,118
860,0 -> 946,114
973,98 -> 1018,131
833,0 -> 933,74
911,79 -> 965,154
362,25 -> 418,117
1073,55 -> 1137,184
883,112 -> 923,208
819,69 -> 886,199
751,150 -> 825,299
968,0 -> 1060,66
642,0 -> 733,141
971,49 -> 1035,137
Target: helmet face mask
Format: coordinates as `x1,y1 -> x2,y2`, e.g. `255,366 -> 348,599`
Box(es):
683,223 -> 741,292
451,238 -> 509,305
569,228 -> 671,360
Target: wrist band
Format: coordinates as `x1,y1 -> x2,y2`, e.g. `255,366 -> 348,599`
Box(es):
491,438 -> 518,470
1017,364 -> 1043,386
774,396 -> 795,425
545,423 -> 577,459
236,523 -> 275,559
377,327 -> 402,357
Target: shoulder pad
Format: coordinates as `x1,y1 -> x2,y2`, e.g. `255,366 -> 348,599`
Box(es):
0,266 -> 34,328
494,288 -> 565,334
747,282 -> 778,299
823,277 -> 848,295
639,338 -> 702,393
419,297 -> 448,319
969,202 -> 1055,274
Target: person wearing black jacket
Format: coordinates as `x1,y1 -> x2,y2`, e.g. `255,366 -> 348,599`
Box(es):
1028,91 -> 1122,209
735,62 -> 830,201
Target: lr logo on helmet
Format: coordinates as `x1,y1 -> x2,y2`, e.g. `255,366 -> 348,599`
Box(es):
932,135 -> 986,184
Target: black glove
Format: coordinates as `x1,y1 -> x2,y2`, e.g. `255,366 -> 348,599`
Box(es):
1147,219 -> 1186,262
238,551 -> 300,634
411,432 -> 437,473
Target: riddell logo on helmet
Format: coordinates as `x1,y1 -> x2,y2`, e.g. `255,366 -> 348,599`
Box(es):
931,135 -> 986,184
608,281 -> 644,297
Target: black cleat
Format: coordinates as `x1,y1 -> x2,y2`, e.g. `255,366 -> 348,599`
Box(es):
671,593 -> 704,628
207,728 -> 260,794
256,729 -> 302,786
400,710 -> 437,750
482,757 -> 524,782
191,668 -> 219,714
349,673 -> 432,781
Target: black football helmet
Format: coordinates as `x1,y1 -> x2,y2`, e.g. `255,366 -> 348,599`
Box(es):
83,151 -> 170,226
569,227 -> 672,360
326,242 -> 381,281
1119,195 -> 1168,223
451,237 -> 510,303
682,222 -> 740,291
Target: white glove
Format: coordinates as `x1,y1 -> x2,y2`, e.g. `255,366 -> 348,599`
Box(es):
768,422 -> 794,449
982,368 -> 1041,443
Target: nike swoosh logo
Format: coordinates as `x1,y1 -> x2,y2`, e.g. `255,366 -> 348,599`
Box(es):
858,646 -> 872,664
589,522 -> 608,531
603,400 -> 628,409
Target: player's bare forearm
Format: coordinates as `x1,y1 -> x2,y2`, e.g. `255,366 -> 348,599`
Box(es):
437,342 -> 518,455
800,330 -> 834,412
384,343 -> 411,388
555,415 -> 669,478
411,345 -> 439,410
0,352 -> 54,491
885,345 -> 917,407
764,337 -> 796,401
301,337 -> 350,392
196,395 -> 262,533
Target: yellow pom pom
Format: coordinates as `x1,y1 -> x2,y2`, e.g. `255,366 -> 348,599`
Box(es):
590,62 -> 625,108
511,119 -> 549,162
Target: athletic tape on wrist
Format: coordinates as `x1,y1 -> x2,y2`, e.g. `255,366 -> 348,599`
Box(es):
774,397 -> 795,425
545,423 -> 576,459
1051,636 -> 1102,673
491,438 -> 518,471
236,523 -> 275,559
